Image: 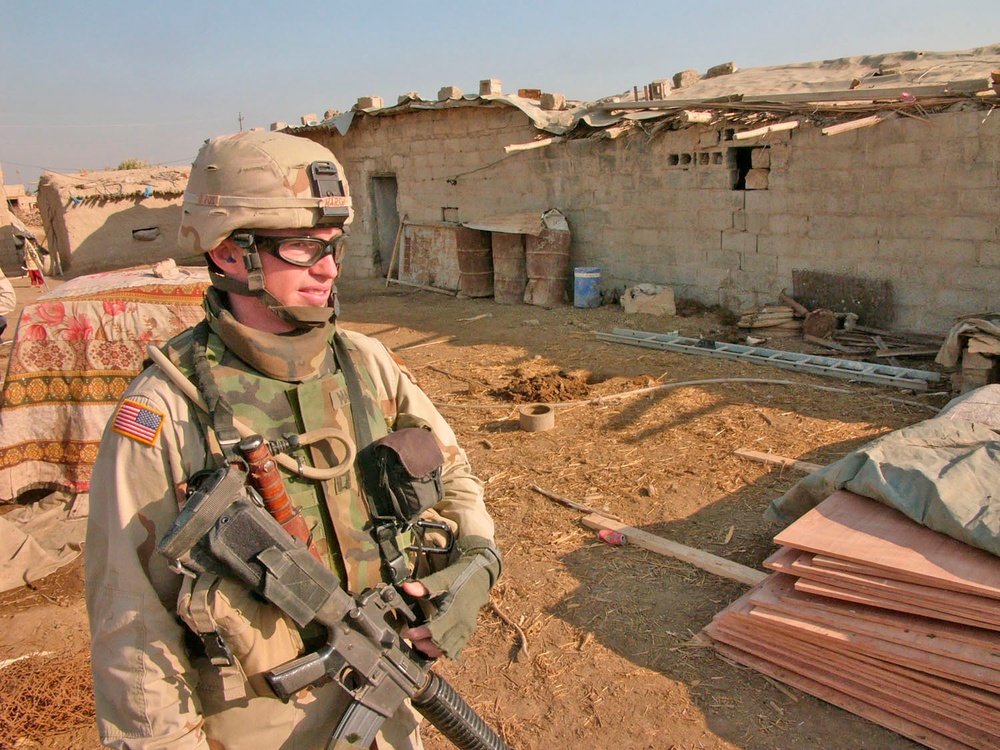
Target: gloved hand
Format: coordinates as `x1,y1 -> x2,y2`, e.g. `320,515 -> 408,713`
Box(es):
401,535 -> 501,658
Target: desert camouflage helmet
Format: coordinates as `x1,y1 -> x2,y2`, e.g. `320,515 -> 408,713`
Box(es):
178,130 -> 353,254
179,130 -> 353,328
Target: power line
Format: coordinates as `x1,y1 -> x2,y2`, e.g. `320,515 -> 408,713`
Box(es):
0,118 -> 228,130
1,157 -> 195,179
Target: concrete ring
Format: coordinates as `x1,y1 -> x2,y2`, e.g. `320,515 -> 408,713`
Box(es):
518,403 -> 555,432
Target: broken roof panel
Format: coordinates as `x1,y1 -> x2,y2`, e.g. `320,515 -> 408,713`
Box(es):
282,44 -> 1000,141
290,93 -> 584,137
661,45 -> 1000,102
462,208 -> 568,236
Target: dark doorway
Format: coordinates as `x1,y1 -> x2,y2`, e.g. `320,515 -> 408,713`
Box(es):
371,175 -> 399,277
731,147 -> 753,190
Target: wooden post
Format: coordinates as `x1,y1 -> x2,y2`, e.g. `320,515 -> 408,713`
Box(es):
581,515 -> 767,586
384,213 -> 407,287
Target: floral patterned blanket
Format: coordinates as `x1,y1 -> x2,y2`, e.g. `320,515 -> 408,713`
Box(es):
0,267 -> 209,500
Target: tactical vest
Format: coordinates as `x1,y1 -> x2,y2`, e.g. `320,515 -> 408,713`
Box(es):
164,321 -> 396,593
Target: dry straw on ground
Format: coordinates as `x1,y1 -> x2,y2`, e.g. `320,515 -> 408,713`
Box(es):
0,650 -> 95,747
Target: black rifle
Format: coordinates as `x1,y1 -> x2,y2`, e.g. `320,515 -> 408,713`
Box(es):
157,464 -> 509,750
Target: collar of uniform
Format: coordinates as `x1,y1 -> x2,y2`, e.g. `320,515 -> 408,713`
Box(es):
203,287 -> 334,382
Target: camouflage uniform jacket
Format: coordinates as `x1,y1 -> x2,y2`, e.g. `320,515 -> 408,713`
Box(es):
85,314 -> 494,750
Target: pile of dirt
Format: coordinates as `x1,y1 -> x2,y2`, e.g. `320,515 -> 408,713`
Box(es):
490,367 -> 591,403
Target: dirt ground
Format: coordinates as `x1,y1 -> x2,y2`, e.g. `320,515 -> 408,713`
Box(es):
0,274 -> 952,750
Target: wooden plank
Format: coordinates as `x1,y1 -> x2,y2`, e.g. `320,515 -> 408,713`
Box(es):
821,114 -> 885,136
711,621 -> 997,748
746,604 -> 1000,692
386,278 -> 457,296
794,578 -> 1000,633
749,575 -> 1000,673
813,552 -> 1000,594
589,79 -> 991,113
803,334 -> 871,353
580,514 -> 766,585
733,120 -> 800,139
711,620 -> 998,748
713,582 -> 1000,712
679,110 -> 713,124
873,347 -> 941,358
714,599 -> 1000,713
774,491 -> 1000,600
767,547 -> 1000,620
755,619 -> 1000,714
764,547 -> 1000,630
776,571 -> 1000,650
734,449 -> 823,473
705,595 -> 983,750
742,78 -> 991,103
503,136 -> 565,154
787,552 -> 1000,621
383,214 -> 407,287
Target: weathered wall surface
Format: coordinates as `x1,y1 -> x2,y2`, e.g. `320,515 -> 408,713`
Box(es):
308,106 -> 544,278
38,192 -> 187,277
307,102 -> 1000,334
37,168 -> 192,278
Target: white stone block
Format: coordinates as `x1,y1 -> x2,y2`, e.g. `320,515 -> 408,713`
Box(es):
541,92 -> 566,111
672,69 -> 700,89
621,284 -> 676,316
479,79 -> 502,96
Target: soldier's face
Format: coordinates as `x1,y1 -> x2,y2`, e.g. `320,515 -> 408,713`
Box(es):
256,226 -> 343,308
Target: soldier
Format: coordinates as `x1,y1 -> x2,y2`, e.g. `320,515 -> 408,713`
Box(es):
85,130 -> 500,749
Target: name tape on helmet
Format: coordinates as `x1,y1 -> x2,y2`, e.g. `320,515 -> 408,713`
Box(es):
185,192 -> 352,210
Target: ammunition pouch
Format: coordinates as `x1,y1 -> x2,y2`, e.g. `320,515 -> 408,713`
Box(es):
359,424 -> 449,584
369,427 -> 444,526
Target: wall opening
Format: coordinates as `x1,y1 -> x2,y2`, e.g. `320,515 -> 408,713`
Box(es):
731,147 -> 754,190
370,175 -> 399,276
132,226 -> 160,241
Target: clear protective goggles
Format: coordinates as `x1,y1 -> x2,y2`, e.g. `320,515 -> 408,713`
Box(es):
253,233 -> 346,267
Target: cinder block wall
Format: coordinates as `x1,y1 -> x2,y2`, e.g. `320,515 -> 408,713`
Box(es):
310,107 -> 543,278
311,103 -> 1000,334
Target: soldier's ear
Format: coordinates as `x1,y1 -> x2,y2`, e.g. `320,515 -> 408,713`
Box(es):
208,240 -> 239,270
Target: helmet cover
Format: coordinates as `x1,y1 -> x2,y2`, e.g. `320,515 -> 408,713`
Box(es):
178,130 -> 353,254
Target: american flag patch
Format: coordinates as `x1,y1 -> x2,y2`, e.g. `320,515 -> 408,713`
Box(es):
112,399 -> 166,446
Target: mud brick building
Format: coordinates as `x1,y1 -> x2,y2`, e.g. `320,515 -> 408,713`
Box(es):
291,45 -> 1000,334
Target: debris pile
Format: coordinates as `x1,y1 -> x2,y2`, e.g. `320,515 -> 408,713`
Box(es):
936,314 -> 1000,394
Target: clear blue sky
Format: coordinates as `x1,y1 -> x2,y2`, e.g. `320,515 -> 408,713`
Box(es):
2,1 -> 997,191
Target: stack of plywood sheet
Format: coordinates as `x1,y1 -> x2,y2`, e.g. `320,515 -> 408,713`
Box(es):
703,490 -> 1000,750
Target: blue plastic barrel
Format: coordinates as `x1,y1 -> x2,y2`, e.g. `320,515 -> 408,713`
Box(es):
573,267 -> 601,308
